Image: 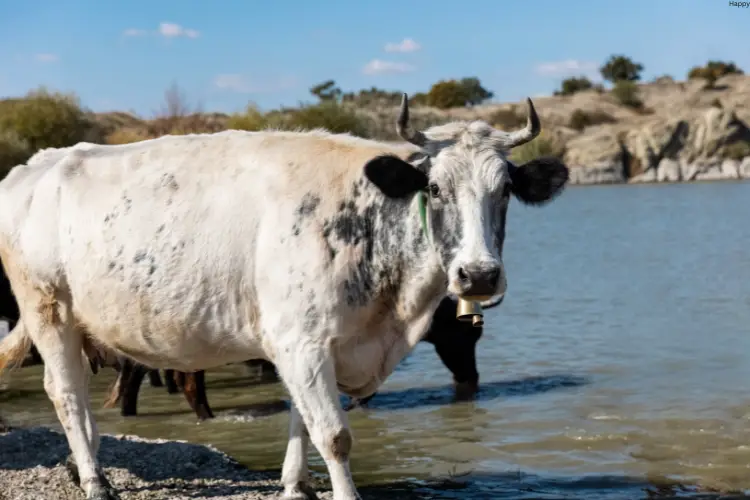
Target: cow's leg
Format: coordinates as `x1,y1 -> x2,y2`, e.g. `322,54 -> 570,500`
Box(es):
121,363 -> 148,417
147,369 -> 163,387
276,344 -> 360,500
281,403 -> 317,499
183,370 -> 214,420
25,303 -> 116,499
164,369 -> 179,394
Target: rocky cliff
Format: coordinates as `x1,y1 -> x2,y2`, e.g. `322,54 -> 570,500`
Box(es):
399,74 -> 750,185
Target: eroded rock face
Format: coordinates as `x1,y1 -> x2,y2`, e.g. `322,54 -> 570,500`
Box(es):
563,106 -> 750,184
657,158 -> 681,182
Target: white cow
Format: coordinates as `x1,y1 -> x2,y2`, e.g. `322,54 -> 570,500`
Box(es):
0,94 -> 568,500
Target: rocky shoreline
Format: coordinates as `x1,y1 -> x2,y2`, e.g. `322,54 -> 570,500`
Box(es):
568,156 -> 750,185
0,426 -> 334,500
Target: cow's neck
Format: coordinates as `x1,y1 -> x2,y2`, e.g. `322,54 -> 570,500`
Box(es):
365,185 -> 447,328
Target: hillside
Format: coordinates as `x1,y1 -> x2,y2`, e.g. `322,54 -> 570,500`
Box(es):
3,75 -> 750,185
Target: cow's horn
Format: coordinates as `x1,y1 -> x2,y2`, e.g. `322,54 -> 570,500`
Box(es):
397,93 -> 427,147
495,97 -> 541,149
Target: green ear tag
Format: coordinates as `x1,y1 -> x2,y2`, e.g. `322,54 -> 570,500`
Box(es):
417,191 -> 429,242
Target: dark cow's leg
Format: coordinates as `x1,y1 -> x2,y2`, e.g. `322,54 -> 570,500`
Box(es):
423,296 -> 483,400
164,369 -> 179,394
147,370 -> 163,387
121,363 -> 148,417
182,371 -> 214,420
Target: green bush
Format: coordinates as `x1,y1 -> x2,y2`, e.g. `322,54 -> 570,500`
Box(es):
724,140 -> 750,160
226,104 -> 268,131
509,131 -> 564,164
0,130 -> 31,180
283,102 -> 370,137
426,80 -> 470,109
568,109 -> 617,131
687,60 -> 743,89
0,88 -> 100,152
556,76 -> 593,96
600,55 -> 644,83
611,81 -> 643,109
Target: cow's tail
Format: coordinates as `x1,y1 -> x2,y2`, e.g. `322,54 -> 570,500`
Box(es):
0,321 -> 31,376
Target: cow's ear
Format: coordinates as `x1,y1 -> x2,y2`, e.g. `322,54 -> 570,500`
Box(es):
364,155 -> 428,198
509,156 -> 569,205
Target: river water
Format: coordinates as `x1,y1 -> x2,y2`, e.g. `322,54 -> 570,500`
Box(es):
2,180 -> 750,499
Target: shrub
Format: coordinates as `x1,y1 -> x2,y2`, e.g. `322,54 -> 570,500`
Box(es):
426,80 -> 470,109
0,130 -> 31,179
0,88 -> 100,152
556,76 -> 593,96
310,80 -> 342,102
568,109 -> 617,131
105,128 -> 152,145
687,60 -> 743,89
226,104 -> 267,131
458,77 -> 494,105
600,55 -> 644,83
283,102 -> 370,137
410,92 -> 429,107
611,81 -> 643,109
724,140 -> 750,160
488,107 -> 526,130
509,131 -> 564,164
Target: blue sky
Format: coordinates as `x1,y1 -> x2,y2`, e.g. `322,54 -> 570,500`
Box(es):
0,0 -> 748,116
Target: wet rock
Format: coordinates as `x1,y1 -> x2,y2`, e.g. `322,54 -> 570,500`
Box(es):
629,167 -> 657,184
657,158 -> 681,182
568,161 -> 625,185
0,426 -> 334,500
720,159 -> 741,179
739,156 -> 750,178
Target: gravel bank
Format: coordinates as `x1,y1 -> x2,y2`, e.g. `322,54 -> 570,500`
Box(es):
0,426 -> 333,500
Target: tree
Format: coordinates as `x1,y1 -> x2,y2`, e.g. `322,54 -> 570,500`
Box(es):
458,77 -> 494,105
555,76 -> 593,96
426,80 -> 469,109
687,60 -> 744,88
600,55 -> 644,83
309,80 -> 342,102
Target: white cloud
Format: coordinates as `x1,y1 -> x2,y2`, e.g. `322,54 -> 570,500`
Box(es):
123,28 -> 147,37
213,74 -> 296,93
34,53 -> 59,63
534,59 -> 599,78
384,38 -> 421,53
362,59 -> 415,75
158,22 -> 199,39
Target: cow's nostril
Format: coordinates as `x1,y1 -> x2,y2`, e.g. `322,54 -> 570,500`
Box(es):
486,267 -> 500,286
457,267 -> 470,283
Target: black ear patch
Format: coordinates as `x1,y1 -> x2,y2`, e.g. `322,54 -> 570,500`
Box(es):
509,156 -> 569,205
364,154 -> 429,198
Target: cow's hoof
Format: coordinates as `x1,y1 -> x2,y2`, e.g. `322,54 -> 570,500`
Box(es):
87,484 -> 120,500
64,454 -> 80,486
282,481 -> 319,500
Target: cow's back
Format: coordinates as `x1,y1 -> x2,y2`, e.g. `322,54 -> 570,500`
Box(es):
1,130 -> 417,370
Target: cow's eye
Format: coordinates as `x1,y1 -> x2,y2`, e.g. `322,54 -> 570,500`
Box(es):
428,183 -> 440,198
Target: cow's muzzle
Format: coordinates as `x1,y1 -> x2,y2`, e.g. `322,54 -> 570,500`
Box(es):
454,261 -> 506,301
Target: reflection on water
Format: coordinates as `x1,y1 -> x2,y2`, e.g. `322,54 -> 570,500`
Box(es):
2,181 -> 750,499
